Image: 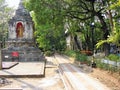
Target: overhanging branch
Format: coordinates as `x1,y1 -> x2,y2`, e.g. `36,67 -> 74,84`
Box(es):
66,13 -> 92,21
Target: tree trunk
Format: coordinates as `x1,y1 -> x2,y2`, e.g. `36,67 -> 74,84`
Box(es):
96,12 -> 110,55
70,34 -> 74,50
107,10 -> 114,31
74,35 -> 81,50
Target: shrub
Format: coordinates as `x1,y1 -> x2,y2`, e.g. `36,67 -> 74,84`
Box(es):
75,53 -> 88,62
64,50 -> 90,64
64,50 -> 76,57
106,54 -> 119,61
45,51 -> 53,56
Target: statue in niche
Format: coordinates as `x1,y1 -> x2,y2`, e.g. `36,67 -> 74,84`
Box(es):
16,22 -> 24,38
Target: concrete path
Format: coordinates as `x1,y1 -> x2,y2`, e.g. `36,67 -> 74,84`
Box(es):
55,54 -> 111,90
0,56 -> 65,90
0,62 -> 45,78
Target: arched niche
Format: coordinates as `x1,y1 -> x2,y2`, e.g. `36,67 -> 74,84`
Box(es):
16,22 -> 24,38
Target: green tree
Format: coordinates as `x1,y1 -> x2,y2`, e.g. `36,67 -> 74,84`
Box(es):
0,0 -> 14,48
25,0 -> 117,55
96,0 -> 120,49
62,0 -> 118,54
25,0 -> 66,52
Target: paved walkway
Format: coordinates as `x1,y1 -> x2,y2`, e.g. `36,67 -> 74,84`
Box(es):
0,56 -> 64,90
0,54 -> 112,90
55,54 -> 111,90
0,61 -> 45,78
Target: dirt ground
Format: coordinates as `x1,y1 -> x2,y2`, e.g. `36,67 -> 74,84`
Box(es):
70,56 -> 120,90
89,68 -> 120,90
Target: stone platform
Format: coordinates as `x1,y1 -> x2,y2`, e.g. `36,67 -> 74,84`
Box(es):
0,61 -> 45,78
2,62 -> 19,69
2,46 -> 46,62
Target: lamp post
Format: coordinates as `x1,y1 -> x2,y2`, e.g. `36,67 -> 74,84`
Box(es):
90,22 -> 96,68
91,22 -> 95,53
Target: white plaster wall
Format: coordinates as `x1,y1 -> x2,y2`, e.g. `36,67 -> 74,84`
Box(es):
8,24 -> 16,39
66,35 -> 71,49
25,22 -> 33,39
29,24 -> 33,39
66,35 -> 71,45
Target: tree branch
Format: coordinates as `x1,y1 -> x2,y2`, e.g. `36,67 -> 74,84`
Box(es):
66,13 -> 92,21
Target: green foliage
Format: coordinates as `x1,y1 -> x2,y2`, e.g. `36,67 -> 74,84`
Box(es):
44,51 -> 54,56
75,53 -> 88,62
96,40 -> 107,49
64,50 -> 89,63
64,50 -> 76,57
96,0 -> 120,50
0,0 -> 14,48
106,54 -> 120,61
25,0 -> 66,51
96,57 -> 120,73
25,0 -> 120,53
96,20 -> 120,49
110,0 -> 120,9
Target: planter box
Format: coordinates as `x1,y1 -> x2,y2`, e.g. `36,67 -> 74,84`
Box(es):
80,50 -> 93,56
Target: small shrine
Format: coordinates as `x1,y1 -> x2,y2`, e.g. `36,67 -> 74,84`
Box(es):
7,0 -> 34,47
2,0 -> 46,62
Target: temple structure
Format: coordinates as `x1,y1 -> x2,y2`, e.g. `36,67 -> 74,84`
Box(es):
2,0 -> 45,62
7,0 -> 34,47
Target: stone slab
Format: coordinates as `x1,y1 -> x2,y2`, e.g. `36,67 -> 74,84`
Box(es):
2,62 -> 19,69
0,62 -> 45,78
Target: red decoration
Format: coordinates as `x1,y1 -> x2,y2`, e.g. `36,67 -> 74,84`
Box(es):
12,52 -> 19,57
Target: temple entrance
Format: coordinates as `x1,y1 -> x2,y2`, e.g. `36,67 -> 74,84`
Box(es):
16,22 -> 24,38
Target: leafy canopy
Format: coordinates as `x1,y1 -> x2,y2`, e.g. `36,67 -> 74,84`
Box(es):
25,0 -> 66,51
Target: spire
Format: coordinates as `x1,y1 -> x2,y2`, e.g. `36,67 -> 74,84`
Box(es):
20,0 -> 24,3
18,0 -> 24,9
13,0 -> 32,22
